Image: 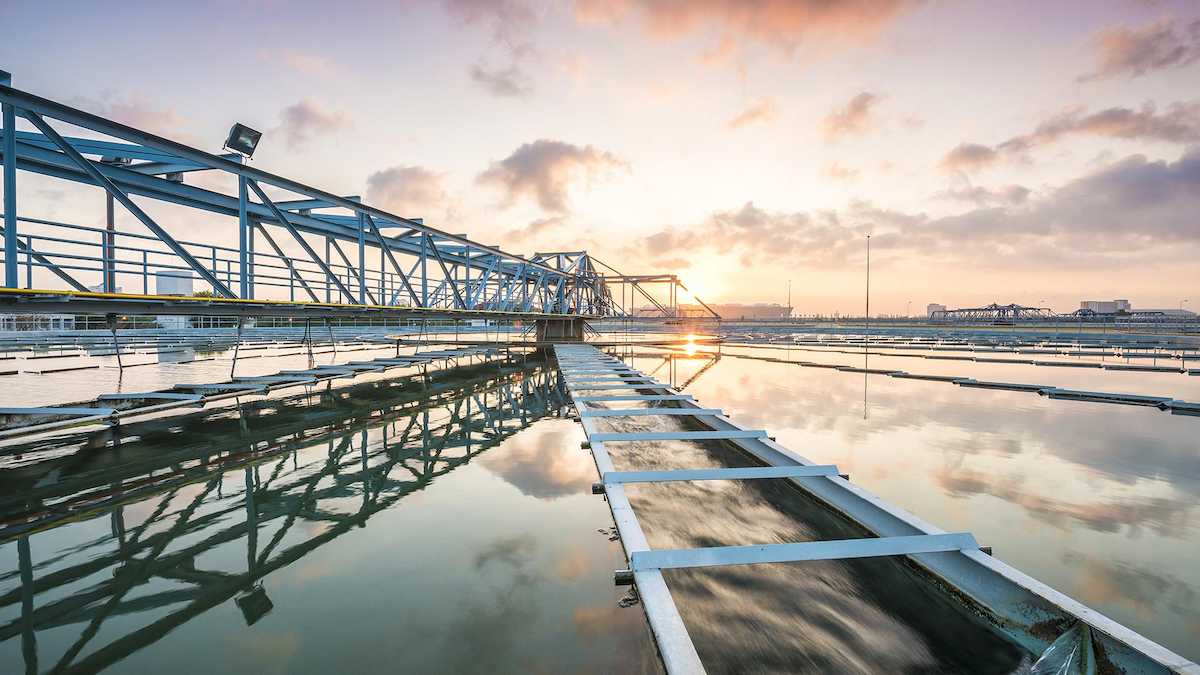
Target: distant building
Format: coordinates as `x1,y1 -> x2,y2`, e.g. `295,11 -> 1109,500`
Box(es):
156,270 -> 195,329
1080,299 -> 1131,314
927,303 -> 946,317
156,270 -> 194,296
1139,308 -> 1197,318
669,303 -> 792,320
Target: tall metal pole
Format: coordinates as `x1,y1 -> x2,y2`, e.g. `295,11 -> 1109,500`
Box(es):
864,234 -> 871,348
2,73 -> 17,288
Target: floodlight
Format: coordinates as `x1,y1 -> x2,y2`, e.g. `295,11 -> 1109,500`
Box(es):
224,123 -> 262,158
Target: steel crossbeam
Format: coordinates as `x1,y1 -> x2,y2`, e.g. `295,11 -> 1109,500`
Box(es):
629,533 -> 981,571
601,465 -> 840,484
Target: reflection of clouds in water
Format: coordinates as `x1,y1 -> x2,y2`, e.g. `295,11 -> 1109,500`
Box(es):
228,629 -> 302,667
689,358 -> 1200,495
474,533 -> 537,574
554,547 -> 589,582
479,420 -> 595,500
572,605 -> 615,644
1065,552 -> 1200,642
1067,553 -> 1200,622
936,464 -> 1195,538
445,535 -> 541,672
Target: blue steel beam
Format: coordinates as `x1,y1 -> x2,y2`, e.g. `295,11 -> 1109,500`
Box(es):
0,81 -> 620,317
364,213 -> 421,306
246,178 -> 357,304
7,135 -> 583,309
252,222 -> 319,302
0,84 -> 568,278
328,237 -> 379,305
24,112 -> 236,298
423,233 -> 466,309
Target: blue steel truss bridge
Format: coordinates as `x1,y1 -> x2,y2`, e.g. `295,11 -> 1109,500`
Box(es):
0,70 -> 717,329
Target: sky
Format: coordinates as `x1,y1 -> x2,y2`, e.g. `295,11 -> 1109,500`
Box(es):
1,0 -> 1198,314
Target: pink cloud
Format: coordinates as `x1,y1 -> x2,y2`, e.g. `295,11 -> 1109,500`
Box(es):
1079,18 -> 1200,81
823,92 -> 882,140
365,165 -> 446,217
727,98 -> 778,130
477,139 -> 628,212
574,0 -> 920,52
275,99 -> 351,148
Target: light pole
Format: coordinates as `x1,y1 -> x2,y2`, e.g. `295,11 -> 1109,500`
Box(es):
864,234 -> 871,344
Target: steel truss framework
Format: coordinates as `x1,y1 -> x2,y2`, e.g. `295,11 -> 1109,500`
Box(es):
0,72 -> 620,319
929,303 -> 1055,322
0,358 -> 567,673
594,270 -> 721,320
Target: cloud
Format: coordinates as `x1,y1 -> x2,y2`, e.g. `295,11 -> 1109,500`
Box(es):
468,63 -> 533,98
275,99 -> 351,148
256,48 -> 337,77
477,139 -> 628,212
940,100 -> 1200,171
1079,18 -> 1200,81
934,183 -> 1031,207
630,148 -> 1200,268
365,165 -> 446,217
700,36 -> 738,64
574,0 -> 920,53
940,143 -> 997,172
1001,101 -> 1200,152
504,215 -> 567,244
67,94 -> 188,138
727,99 -> 777,130
444,0 -> 537,55
823,92 -> 881,140
823,161 -> 860,181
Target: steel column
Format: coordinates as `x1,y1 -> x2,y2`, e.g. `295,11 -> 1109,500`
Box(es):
238,176 -> 249,299
2,95 -> 17,288
357,212 -> 366,304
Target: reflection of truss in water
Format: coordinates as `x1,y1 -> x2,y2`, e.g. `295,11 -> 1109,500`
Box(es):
620,349 -> 720,391
0,360 -> 566,674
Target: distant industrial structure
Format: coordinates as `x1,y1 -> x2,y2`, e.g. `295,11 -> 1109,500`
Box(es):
1080,299 -> 1131,314
928,303 -> 1055,322
673,303 -> 792,320
927,298 -> 1195,323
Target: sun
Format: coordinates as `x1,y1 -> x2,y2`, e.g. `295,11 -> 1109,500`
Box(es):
679,277 -> 721,304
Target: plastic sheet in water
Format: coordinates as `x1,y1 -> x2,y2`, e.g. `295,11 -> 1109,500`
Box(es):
1030,623 -> 1096,675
